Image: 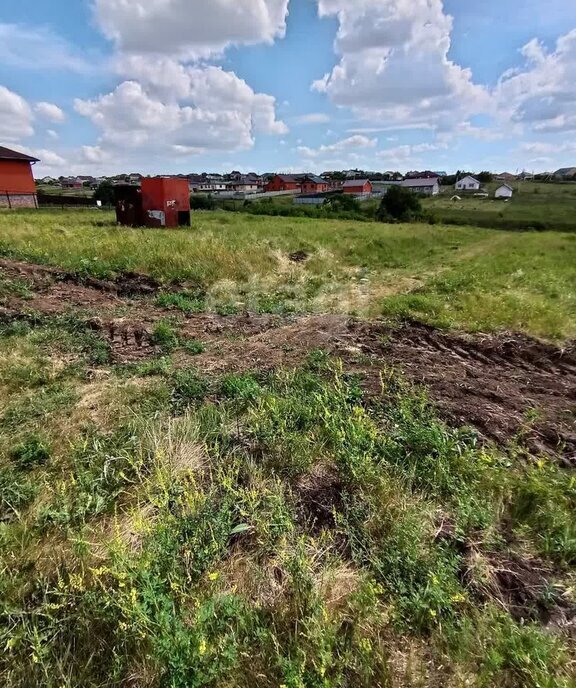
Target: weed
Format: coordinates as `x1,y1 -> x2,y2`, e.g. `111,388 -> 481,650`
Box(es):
10,434 -> 51,471
151,320 -> 180,351
156,290 -> 206,314
182,339 -> 206,355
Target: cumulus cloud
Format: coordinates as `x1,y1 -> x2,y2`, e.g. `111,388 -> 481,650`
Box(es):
35,102 -> 66,123
0,85 -> 34,140
313,0 -> 489,129
497,30 -> 576,133
75,65 -> 287,155
297,134 -> 376,157
94,0 -> 289,58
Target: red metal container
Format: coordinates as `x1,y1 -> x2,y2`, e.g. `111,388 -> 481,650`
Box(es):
141,178 -> 191,228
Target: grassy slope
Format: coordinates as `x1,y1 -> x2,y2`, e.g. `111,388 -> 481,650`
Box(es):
0,317 -> 574,687
0,211 -> 575,686
1,209 -> 575,339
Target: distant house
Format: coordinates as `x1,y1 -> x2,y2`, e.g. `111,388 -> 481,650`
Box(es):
265,174 -> 303,193
401,178 -> 440,196
495,184 -> 514,199
62,177 -> 83,189
455,176 -> 481,191
343,179 -> 373,195
495,172 -> 517,182
0,146 -> 40,208
554,167 -> 576,178
371,180 -> 403,195
228,179 -> 260,194
40,176 -> 57,185
300,175 -> 329,194
190,180 -> 227,193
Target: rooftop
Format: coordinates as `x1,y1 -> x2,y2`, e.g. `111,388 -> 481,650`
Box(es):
402,178 -> 439,187
0,146 -> 40,163
343,179 -> 370,187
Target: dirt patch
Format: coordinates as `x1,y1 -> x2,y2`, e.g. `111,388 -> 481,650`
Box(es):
86,318 -> 159,363
289,250 -> 309,263
381,321 -> 576,466
0,257 -> 161,298
294,463 -> 344,532
1,257 -> 574,462
463,549 -> 576,630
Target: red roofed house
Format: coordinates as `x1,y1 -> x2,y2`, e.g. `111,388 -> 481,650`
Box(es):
300,175 -> 329,194
343,179 -> 373,196
0,146 -> 39,208
264,174 -> 304,193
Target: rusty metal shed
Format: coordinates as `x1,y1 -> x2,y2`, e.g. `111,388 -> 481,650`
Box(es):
141,178 -> 190,228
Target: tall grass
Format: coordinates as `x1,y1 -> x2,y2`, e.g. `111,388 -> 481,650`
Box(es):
1,209 -> 575,338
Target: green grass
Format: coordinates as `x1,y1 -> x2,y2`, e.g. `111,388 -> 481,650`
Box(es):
0,207 -> 575,685
1,208 -> 576,339
0,340 -> 574,687
426,181 -> 576,231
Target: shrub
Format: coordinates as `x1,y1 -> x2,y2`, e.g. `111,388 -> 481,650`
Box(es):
190,194 -> 215,210
377,186 -> 422,222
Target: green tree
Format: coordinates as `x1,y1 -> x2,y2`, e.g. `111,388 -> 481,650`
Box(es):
324,193 -> 360,212
93,180 -> 115,206
477,171 -> 493,183
377,185 -> 422,222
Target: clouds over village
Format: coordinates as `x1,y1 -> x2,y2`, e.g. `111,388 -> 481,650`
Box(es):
1,0 -> 576,175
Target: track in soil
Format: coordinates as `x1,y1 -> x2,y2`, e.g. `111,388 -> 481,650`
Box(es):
1,257 -> 575,464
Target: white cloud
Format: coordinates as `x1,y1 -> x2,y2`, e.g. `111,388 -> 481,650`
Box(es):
520,141 -> 576,156
47,129 -> 59,140
35,102 -> 66,123
314,0 -> 489,129
376,141 -> 447,167
297,134 -> 376,157
75,64 -> 287,157
497,30 -> 576,134
0,85 -> 34,140
293,113 -> 331,125
0,23 -> 96,73
94,0 -> 289,58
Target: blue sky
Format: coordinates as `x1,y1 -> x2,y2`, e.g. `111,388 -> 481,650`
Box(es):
1,0 -> 576,176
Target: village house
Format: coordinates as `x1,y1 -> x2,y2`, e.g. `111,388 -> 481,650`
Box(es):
343,179 -> 373,196
61,177 -> 83,189
401,178 -> 440,196
227,178 -> 260,194
495,184 -> 514,199
264,174 -> 303,193
0,146 -> 40,208
300,175 -> 329,194
455,176 -> 481,191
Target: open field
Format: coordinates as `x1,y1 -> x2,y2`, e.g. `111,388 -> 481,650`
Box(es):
0,209 -> 575,687
1,209 -> 575,339
423,181 -> 576,232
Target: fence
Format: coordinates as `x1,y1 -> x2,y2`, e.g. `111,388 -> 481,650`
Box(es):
0,192 -> 38,209
37,193 -> 96,207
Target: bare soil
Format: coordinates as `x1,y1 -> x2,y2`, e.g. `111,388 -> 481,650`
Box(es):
1,257 -> 575,464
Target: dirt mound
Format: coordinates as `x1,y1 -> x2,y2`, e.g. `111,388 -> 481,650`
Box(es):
86,318 -> 158,362
383,321 -> 576,466
0,257 -> 160,297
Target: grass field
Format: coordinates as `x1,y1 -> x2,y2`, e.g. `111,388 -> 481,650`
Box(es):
0,208 -> 575,687
423,181 -> 576,232
1,209 -> 575,339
